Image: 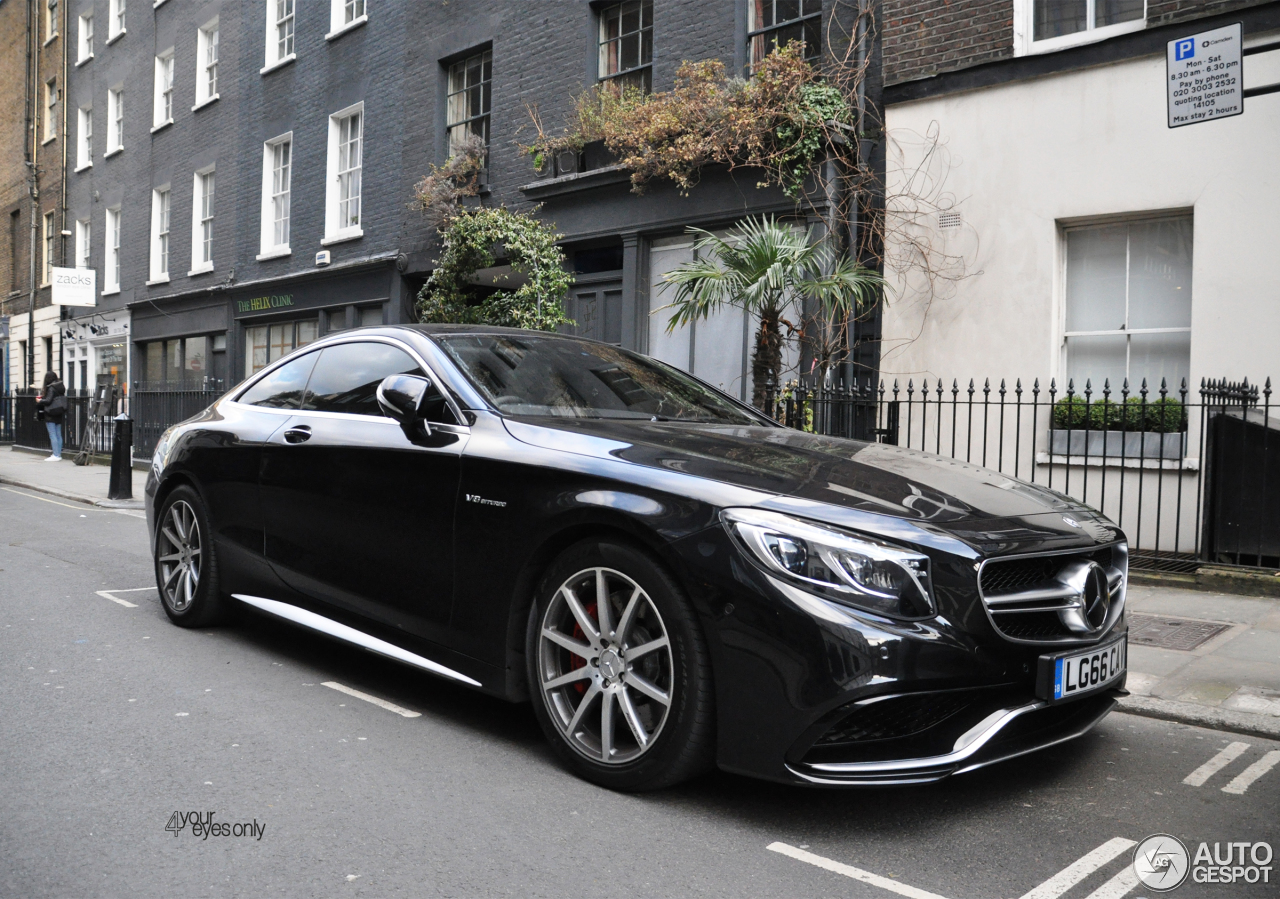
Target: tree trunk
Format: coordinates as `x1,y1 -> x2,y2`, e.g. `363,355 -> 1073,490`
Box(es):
750,310 -> 784,412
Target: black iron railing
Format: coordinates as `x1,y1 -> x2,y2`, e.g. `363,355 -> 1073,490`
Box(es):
130,387 -> 225,459
765,376 -> 1276,572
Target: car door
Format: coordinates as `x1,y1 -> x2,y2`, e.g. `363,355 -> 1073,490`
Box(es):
259,339 -> 467,644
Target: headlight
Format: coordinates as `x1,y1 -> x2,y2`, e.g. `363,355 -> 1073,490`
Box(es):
722,508 -> 936,620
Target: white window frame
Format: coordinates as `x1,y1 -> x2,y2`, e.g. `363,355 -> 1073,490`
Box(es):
263,0 -> 296,72
41,211 -> 56,286
323,102 -> 363,244
194,20 -> 220,109
77,14 -> 94,64
76,105 -> 92,170
149,187 -> 171,283
45,0 -> 59,42
104,206 -> 121,294
1014,0 -> 1146,56
190,167 -> 215,275
153,51 -> 174,130
106,87 -> 123,156
108,0 -> 125,43
327,0 -> 367,40
259,133 -> 292,259
43,79 -> 57,142
76,218 -> 91,270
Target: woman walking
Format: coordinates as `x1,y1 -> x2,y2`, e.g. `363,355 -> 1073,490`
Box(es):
38,371 -> 67,462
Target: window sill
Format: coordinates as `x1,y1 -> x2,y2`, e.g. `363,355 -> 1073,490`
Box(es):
74,161 -> 92,173
192,94 -> 220,113
42,135 -> 57,146
1018,19 -> 1145,56
321,229 -> 363,246
106,29 -> 125,46
44,33 -> 59,48
145,276 -> 170,286
325,14 -> 367,42
76,53 -> 93,67
150,118 -> 173,134
103,146 -> 123,159
187,264 -> 215,277
256,247 -> 291,261
102,287 -> 120,296
1035,451 -> 1198,472
154,0 -> 170,7
260,53 -> 296,76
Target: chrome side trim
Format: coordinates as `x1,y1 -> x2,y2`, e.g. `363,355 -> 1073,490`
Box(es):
787,699 -> 1045,783
231,594 -> 482,687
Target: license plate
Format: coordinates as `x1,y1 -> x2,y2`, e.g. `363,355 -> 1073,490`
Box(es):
1036,634 -> 1127,703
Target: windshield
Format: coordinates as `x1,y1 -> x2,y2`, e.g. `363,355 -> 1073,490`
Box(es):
434,333 -> 768,425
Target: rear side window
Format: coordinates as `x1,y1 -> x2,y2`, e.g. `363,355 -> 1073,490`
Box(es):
236,351 -> 319,409
302,342 -> 427,417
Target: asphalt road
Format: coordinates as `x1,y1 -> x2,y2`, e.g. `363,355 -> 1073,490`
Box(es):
2,485 -> 1277,899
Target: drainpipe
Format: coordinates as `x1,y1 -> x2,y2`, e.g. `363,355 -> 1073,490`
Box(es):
26,0 -> 38,389
60,0 -> 70,385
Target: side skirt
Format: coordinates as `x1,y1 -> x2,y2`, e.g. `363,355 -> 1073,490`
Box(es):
231,593 -> 483,688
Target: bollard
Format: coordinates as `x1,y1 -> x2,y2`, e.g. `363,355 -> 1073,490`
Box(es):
108,414 -> 134,501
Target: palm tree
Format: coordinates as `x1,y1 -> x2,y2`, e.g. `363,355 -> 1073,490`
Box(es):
661,216 -> 884,410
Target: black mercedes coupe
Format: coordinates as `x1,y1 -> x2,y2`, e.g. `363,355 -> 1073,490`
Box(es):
146,325 -> 1129,790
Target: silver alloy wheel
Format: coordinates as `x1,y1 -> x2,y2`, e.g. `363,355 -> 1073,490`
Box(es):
537,567 -> 674,765
157,500 -> 202,612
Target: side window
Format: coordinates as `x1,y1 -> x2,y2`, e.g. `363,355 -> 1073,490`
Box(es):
303,342 -> 450,419
236,351 -> 319,409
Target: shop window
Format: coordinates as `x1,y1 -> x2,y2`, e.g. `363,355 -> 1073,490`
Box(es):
244,318 -> 319,377
98,343 -> 125,396
748,0 -> 820,71
358,306 -> 382,327
139,335 -> 221,388
1064,214 -> 1192,391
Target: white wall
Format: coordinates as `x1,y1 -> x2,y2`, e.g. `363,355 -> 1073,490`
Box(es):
881,37 -> 1280,389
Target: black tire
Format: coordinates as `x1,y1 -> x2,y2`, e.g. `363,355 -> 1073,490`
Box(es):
525,539 -> 715,791
153,485 -> 226,628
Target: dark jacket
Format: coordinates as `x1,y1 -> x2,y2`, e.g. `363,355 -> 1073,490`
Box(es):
39,378 -> 67,423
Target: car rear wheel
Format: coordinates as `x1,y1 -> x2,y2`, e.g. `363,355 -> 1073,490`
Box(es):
154,485 -> 226,627
527,539 -> 715,791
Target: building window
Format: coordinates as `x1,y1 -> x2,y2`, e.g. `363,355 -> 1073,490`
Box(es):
196,22 -> 219,106
105,207 -> 120,292
9,211 -> 19,293
107,88 -> 123,153
78,14 -> 92,62
154,52 -> 174,127
446,50 -> 491,156
325,105 -> 362,240
1064,215 -> 1192,391
1017,0 -> 1145,54
151,188 -> 170,280
191,169 -> 215,272
598,1 -> 652,91
244,319 -> 318,377
46,0 -> 58,41
77,106 -> 92,168
42,212 -> 56,286
108,0 -> 125,41
267,0 -> 294,67
44,79 -> 57,142
76,218 -> 90,269
260,135 -> 291,255
142,335 -> 218,387
329,0 -> 366,36
748,0 -> 821,70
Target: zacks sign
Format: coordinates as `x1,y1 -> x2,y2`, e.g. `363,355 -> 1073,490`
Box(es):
236,294 -> 294,314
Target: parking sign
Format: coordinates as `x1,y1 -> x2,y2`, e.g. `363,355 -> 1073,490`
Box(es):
1167,23 -> 1243,128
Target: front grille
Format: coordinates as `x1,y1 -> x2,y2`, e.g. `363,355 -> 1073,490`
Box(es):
816,693 -> 974,746
979,544 -> 1127,644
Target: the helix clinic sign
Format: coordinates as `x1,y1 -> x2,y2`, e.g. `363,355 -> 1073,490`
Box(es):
1167,22 -> 1243,128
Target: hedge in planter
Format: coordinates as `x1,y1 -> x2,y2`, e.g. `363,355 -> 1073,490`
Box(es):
1050,395 -> 1186,432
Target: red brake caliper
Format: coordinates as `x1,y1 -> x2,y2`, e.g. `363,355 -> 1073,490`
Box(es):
568,603 -> 597,694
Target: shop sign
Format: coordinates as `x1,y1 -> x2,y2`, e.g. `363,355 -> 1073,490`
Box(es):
236,294 -> 295,314
51,266 -> 97,306
1167,23 -> 1243,128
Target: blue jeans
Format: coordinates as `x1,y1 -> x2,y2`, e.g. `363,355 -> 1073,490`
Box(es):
46,420 -> 63,457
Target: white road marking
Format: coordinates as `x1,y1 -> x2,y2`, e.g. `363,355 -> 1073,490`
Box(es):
1082,863 -> 1140,899
1221,749 -> 1280,795
0,486 -> 93,509
96,590 -> 139,608
1018,838 -> 1136,899
766,842 -> 954,899
1183,741 -> 1250,787
322,681 -> 421,718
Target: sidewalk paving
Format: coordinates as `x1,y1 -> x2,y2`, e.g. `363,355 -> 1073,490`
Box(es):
3,444 -> 1276,738
0,445 -> 143,509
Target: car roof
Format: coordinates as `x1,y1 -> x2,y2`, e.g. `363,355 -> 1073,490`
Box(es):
391,324 -> 582,339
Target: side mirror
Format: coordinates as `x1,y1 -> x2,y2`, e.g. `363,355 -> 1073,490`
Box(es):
376,374 -> 433,438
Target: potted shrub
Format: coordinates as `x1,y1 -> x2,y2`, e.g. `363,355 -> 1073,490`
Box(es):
1050,395 -> 1187,460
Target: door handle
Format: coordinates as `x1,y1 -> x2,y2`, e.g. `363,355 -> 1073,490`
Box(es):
283,425 -> 312,444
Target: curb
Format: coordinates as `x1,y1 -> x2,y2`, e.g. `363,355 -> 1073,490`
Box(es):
1116,694 -> 1280,741
0,475 -> 145,511
1131,567 -> 1280,598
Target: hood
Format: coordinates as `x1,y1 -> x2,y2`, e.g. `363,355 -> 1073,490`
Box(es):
503,417 -> 1100,528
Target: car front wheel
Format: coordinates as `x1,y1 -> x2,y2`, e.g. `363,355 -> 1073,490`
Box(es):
154,485 -> 226,627
527,539 -> 715,791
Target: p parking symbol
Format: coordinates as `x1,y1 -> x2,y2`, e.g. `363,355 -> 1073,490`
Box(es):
1175,38 -> 1195,60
